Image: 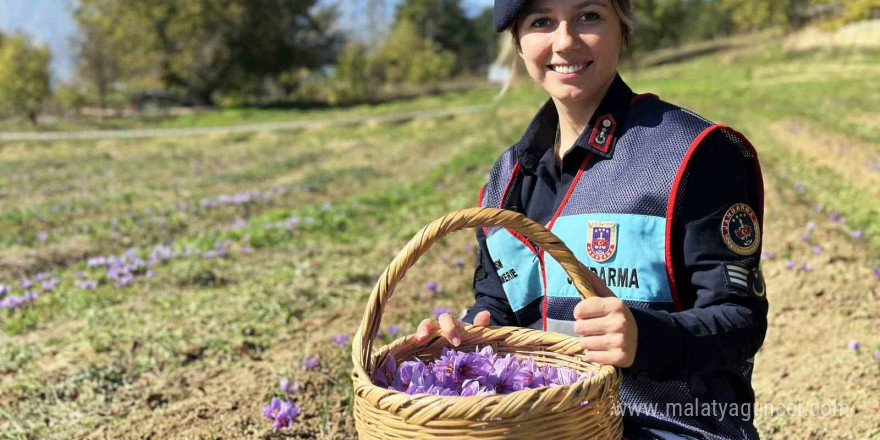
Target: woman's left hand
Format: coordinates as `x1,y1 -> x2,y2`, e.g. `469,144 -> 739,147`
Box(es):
573,271 -> 639,368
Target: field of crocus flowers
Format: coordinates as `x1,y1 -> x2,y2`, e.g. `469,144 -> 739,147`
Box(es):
1,28 -> 878,439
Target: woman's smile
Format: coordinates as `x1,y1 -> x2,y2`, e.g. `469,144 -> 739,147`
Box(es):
546,60 -> 594,79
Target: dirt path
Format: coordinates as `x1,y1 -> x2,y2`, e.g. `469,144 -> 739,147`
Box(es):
0,106 -> 487,142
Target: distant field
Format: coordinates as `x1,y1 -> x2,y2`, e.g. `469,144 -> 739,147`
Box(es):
0,85 -> 498,133
0,31 -> 877,440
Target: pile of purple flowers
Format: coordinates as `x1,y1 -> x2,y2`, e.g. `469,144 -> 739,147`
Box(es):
372,346 -> 593,397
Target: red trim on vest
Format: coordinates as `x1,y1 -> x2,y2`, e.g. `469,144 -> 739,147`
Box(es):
510,230 -> 537,254
588,114 -> 616,153
500,163 -> 520,209
724,127 -> 765,223
630,93 -> 658,104
479,184 -> 487,236
665,124 -> 724,312
542,153 -> 593,327
496,163 -> 538,255
547,153 -> 593,230
538,249 -> 548,331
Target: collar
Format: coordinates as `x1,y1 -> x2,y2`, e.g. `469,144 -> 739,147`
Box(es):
515,73 -> 635,172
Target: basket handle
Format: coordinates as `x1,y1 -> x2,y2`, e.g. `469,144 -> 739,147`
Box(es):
352,207 -> 597,374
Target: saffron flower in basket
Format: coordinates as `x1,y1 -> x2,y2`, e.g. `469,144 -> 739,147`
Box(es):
372,346 -> 594,397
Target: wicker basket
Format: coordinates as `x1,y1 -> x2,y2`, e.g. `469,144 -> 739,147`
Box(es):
351,207 -> 623,439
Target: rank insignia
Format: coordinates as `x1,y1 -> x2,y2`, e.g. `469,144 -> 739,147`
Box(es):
721,203 -> 761,256
586,221 -> 617,262
723,262 -> 766,300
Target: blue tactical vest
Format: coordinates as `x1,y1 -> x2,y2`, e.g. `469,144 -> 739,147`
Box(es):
478,95 -> 761,439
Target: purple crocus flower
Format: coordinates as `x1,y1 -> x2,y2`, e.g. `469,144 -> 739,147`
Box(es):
461,379 -> 494,396
432,306 -> 451,319
465,243 -> 475,253
425,280 -> 439,295
784,260 -> 796,269
800,262 -> 813,272
761,252 -> 772,260
75,279 -> 98,290
828,212 -> 843,223
0,284 -> 8,298
373,356 -> 398,388
805,222 -> 816,231
76,270 -> 85,278
331,333 -> 349,347
874,349 -> 880,361
37,232 -> 48,242
793,182 -> 804,194
812,245 -> 822,255
874,267 -> 880,280
405,361 -> 435,394
302,355 -> 320,370
441,255 -> 450,263
279,377 -> 291,393
20,278 -> 32,289
488,354 -> 528,394
814,204 -> 824,213
454,258 -> 465,269
555,368 -> 582,386
393,360 -> 425,392
801,234 -> 811,243
850,230 -> 863,240
387,325 -> 401,337
847,340 -> 859,351
262,397 -> 301,430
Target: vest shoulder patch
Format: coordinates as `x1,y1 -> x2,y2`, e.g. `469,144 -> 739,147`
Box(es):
721,203 -> 761,256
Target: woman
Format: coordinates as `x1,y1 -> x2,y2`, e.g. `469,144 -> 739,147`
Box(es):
416,0 -> 768,439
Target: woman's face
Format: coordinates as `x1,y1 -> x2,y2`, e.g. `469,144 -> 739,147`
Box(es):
516,0 -> 623,104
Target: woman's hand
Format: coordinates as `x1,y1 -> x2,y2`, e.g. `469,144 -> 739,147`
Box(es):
573,269 -> 638,368
415,310 -> 491,346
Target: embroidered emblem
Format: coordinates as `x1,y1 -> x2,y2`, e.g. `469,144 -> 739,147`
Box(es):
721,203 -> 761,255
586,221 -> 617,262
752,266 -> 766,298
723,262 -> 766,300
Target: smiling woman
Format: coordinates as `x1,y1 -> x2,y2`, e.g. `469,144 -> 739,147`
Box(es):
416,1 -> 770,440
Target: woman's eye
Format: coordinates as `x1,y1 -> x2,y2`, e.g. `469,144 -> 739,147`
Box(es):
530,17 -> 551,28
579,11 -> 601,21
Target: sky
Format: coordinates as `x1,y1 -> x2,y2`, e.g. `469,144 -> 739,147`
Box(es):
0,0 -> 494,82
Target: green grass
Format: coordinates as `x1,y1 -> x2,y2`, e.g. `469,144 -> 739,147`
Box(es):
0,85 -> 502,133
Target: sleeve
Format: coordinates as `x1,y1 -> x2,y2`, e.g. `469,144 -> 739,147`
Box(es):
460,225 -> 518,326
624,127 -> 768,381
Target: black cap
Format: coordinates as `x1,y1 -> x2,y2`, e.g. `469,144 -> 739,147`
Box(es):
494,0 -> 531,33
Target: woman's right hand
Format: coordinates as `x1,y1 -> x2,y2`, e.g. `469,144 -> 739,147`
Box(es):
415,310 -> 491,347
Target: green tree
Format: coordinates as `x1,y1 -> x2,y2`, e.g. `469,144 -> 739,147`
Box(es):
395,0 -> 485,72
0,33 -> 52,124
330,42 -> 383,104
377,19 -> 456,86
719,0 -> 809,30
73,0 -> 342,105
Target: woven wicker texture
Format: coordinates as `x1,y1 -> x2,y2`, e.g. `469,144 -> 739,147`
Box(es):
351,208 -> 623,439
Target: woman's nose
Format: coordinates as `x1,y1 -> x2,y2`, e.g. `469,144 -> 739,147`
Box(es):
552,21 -> 581,52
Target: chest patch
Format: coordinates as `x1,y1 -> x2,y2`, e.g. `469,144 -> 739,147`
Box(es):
721,203 -> 761,256
586,220 -> 618,262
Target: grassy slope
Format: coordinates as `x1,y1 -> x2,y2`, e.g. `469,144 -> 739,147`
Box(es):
0,37 -> 877,440
0,86 -> 498,133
